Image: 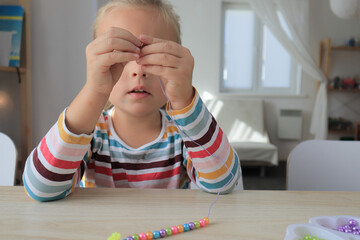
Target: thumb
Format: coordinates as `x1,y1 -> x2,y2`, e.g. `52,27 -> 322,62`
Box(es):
110,63 -> 124,83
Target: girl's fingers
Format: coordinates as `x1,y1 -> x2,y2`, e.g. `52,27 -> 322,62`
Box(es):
136,53 -> 180,69
92,37 -> 141,55
95,51 -> 139,70
138,34 -> 159,45
140,64 -> 176,77
139,34 -> 184,57
88,27 -> 142,56
102,27 -> 142,47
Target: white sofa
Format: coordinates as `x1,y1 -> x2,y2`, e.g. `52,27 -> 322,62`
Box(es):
205,97 -> 278,168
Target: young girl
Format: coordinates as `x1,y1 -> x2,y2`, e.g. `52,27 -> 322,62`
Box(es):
23,0 -> 242,201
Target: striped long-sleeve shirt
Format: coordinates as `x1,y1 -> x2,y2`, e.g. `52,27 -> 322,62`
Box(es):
23,92 -> 242,201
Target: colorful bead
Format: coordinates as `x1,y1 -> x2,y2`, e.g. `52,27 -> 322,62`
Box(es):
145,232 -> 153,240
126,237 -> 134,240
194,221 -> 200,229
203,217 -> 209,225
132,234 -> 139,240
183,223 -> 190,232
165,228 -> 172,236
335,218 -> 360,235
177,225 -> 184,233
349,219 -> 357,226
138,233 -> 147,240
107,232 -> 121,240
152,231 -> 160,239
199,219 -> 206,227
170,226 -> 178,234
302,235 -> 325,240
159,229 -> 166,238
188,222 -> 195,230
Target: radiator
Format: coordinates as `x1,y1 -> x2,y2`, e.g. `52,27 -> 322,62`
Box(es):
277,109 -> 302,140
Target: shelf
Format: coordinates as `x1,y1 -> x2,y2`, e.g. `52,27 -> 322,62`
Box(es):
331,46 -> 360,51
328,88 -> 360,92
320,38 -> 360,141
328,129 -> 354,134
0,66 -> 26,73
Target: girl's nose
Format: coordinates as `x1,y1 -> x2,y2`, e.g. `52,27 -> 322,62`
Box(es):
131,72 -> 147,78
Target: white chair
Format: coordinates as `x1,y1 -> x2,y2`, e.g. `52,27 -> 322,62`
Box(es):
0,132 -> 17,186
287,140 -> 360,191
205,97 -> 278,171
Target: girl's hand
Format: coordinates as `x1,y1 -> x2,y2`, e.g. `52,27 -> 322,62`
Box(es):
137,35 -> 195,110
85,27 -> 142,96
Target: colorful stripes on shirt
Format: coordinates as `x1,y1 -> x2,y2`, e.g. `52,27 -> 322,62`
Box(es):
23,91 -> 242,201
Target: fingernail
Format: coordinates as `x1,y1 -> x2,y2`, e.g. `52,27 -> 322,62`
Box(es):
139,34 -> 148,41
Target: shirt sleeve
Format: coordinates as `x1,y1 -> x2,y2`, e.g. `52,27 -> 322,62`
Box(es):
22,109 -> 92,201
167,89 -> 242,193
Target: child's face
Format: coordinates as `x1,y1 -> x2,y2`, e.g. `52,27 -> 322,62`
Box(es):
98,6 -> 178,117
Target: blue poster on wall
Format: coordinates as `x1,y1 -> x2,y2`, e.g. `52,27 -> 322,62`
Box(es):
0,5 -> 24,67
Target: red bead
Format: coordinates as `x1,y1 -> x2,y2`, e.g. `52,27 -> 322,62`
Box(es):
199,219 -> 206,227
139,233 -> 147,240
171,226 -> 178,234
177,224 -> 184,233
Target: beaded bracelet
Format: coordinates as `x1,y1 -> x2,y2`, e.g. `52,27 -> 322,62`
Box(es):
108,217 -> 209,240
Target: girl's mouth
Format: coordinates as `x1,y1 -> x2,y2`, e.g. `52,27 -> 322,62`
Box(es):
128,88 -> 150,99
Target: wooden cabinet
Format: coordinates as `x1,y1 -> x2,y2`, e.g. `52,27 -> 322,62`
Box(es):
0,0 -> 32,183
318,38 -> 360,140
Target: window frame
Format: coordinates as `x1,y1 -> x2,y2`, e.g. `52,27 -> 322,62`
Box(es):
220,2 -> 301,96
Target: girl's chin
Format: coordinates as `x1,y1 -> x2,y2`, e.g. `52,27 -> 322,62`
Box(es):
115,104 -> 162,117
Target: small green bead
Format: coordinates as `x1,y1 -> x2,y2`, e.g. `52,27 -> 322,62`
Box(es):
312,237 -> 319,240
194,221 -> 200,229
303,235 -> 312,240
165,228 -> 172,236
132,234 -> 139,240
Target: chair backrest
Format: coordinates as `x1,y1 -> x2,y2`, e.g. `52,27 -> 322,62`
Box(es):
204,98 -> 269,143
0,132 -> 17,186
287,140 -> 360,191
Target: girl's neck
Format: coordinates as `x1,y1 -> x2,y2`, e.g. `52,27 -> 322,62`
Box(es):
111,108 -> 163,148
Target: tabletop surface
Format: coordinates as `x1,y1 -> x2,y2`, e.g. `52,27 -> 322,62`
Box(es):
0,186 -> 360,240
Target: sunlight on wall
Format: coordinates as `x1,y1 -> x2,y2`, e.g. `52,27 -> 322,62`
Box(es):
202,91 -> 224,119
228,119 -> 268,143
201,91 -> 268,143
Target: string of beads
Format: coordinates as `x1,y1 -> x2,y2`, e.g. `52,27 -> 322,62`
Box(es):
108,217 -> 209,240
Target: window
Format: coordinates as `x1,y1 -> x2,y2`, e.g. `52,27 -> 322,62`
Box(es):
221,3 -> 301,95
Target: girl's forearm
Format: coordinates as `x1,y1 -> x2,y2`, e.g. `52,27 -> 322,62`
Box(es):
65,84 -> 109,135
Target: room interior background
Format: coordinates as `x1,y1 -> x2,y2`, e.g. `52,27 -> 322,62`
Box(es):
0,0 -> 359,167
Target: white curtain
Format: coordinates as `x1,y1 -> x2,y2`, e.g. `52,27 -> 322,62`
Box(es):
249,0 -> 328,139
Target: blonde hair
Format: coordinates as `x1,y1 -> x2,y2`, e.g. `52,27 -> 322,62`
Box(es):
93,0 -> 181,44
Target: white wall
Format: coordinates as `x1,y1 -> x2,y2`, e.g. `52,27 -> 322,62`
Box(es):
26,0 -> 360,160
30,0 -> 95,145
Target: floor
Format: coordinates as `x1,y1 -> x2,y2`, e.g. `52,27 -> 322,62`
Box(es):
241,161 -> 287,190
